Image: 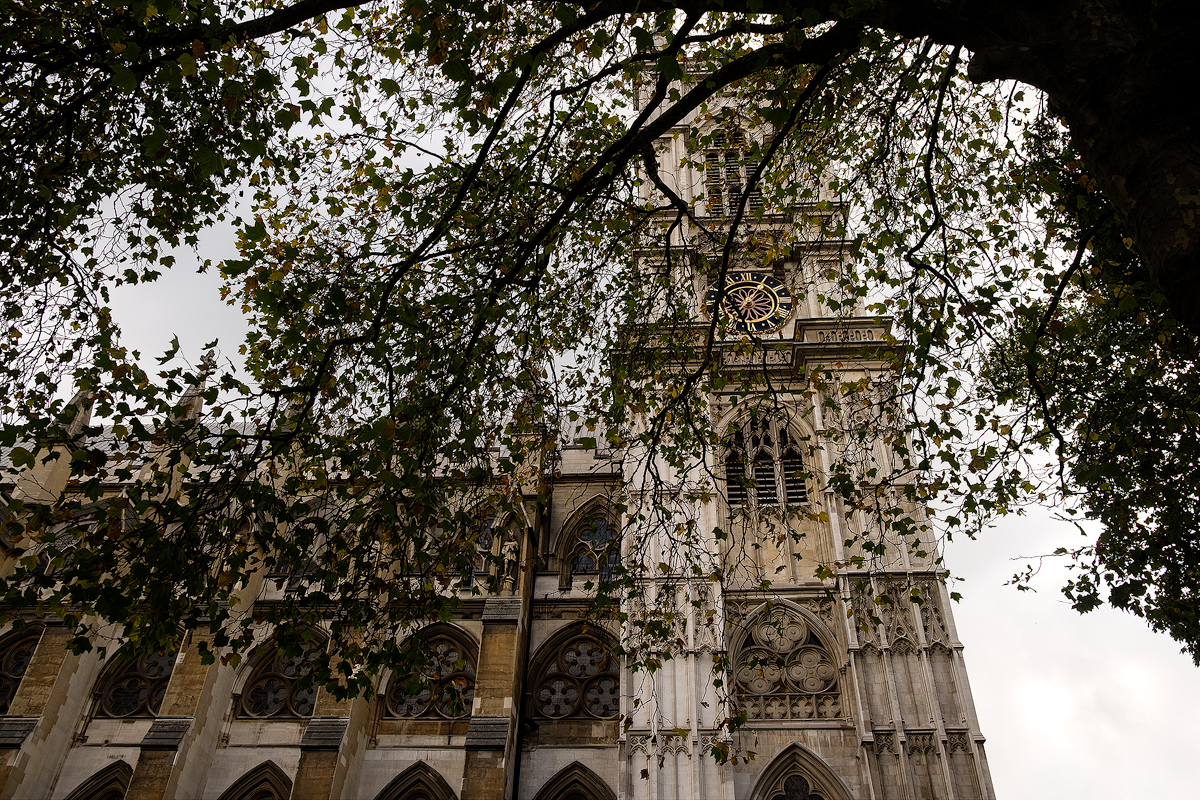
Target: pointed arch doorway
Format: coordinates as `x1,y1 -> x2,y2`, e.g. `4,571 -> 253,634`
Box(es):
529,762 -> 616,800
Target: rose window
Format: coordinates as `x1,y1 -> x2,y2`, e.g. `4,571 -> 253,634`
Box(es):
239,642 -> 320,718
533,634 -> 620,720
385,633 -> 476,719
95,650 -> 177,718
734,610 -> 842,721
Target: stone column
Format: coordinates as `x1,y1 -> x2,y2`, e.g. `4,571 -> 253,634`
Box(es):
288,686 -> 376,800
461,512 -> 538,800
124,629 -> 230,800
0,625 -> 107,800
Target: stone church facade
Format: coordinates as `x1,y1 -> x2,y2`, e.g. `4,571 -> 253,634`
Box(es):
0,113 -> 995,800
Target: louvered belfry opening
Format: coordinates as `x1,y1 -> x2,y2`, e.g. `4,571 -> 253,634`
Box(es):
705,132 -> 763,216
725,418 -> 810,509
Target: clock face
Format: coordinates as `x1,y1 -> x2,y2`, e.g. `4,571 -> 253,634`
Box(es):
704,271 -> 794,333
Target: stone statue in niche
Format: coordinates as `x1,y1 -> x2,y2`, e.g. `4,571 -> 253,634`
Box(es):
500,528 -> 520,596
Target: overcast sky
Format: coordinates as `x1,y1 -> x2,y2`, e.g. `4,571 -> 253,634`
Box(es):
109,226 -> 1200,800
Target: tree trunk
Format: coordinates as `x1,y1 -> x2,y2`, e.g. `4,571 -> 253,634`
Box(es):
953,0 -> 1200,333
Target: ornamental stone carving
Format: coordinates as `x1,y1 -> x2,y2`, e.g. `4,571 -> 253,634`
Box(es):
532,632 -> 619,720
734,607 -> 843,721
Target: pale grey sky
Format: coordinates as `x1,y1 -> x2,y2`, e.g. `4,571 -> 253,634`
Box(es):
109,230 -> 1200,800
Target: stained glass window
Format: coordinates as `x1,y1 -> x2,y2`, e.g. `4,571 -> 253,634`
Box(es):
385,630 -> 476,720
238,641 -> 321,719
94,649 -> 177,718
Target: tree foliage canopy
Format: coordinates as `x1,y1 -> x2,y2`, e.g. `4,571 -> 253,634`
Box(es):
1,0 -> 1197,712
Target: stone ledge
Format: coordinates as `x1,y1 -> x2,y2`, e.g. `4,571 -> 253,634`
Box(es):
0,718 -> 37,749
300,717 -> 349,750
481,598 -> 522,622
140,718 -> 192,750
464,716 -> 509,750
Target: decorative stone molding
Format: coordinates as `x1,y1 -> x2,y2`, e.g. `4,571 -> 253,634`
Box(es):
733,605 -> 844,721
801,599 -> 836,627
906,732 -> 938,754
946,731 -> 971,752
661,735 -> 691,757
874,732 -> 896,755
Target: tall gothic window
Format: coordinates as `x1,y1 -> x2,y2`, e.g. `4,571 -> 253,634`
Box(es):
530,629 -> 620,721
237,639 -> 321,719
385,627 -> 477,720
0,628 -> 40,715
725,418 -> 810,508
569,518 -> 618,583
734,607 -> 841,721
93,649 -> 178,718
705,133 -> 763,216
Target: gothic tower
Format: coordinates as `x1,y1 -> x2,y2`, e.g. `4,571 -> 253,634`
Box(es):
595,105 -> 998,800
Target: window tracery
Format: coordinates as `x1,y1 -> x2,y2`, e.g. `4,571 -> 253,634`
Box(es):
94,648 -> 178,718
531,631 -> 620,720
568,518 -> 618,583
238,640 -> 321,719
770,775 -> 826,800
734,608 -> 842,721
385,629 -> 477,720
725,418 -> 810,509
556,505 -> 620,590
0,628 -> 40,715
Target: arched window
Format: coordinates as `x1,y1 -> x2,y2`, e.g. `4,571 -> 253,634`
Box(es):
385,627 -> 477,720
568,518 -> 618,583
63,760 -> 132,800
216,760 -> 293,800
734,607 -> 842,721
725,417 -> 809,509
237,638 -> 322,719
0,627 -> 41,715
371,761 -> 459,800
93,648 -> 177,718
529,628 -> 620,721
557,505 -> 620,590
748,743 -> 853,800
529,762 -> 617,800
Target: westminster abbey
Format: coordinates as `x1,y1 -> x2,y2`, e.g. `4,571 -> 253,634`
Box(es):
0,105 -> 995,800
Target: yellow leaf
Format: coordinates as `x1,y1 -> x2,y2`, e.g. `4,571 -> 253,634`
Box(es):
177,53 -> 197,77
